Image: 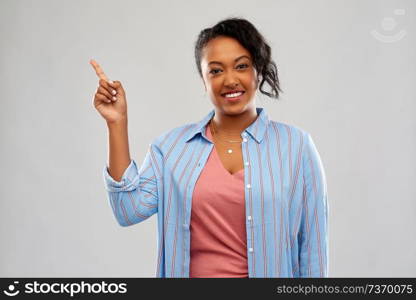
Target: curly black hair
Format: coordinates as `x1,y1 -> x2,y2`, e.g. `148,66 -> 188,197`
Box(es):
194,17 -> 282,99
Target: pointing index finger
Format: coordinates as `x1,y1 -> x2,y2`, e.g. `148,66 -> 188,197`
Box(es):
89,59 -> 109,82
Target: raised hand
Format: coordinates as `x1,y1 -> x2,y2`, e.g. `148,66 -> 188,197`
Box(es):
90,59 -> 128,124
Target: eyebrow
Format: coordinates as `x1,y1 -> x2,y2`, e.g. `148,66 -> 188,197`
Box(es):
208,55 -> 251,66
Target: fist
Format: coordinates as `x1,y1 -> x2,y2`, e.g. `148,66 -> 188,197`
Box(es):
90,59 -> 128,124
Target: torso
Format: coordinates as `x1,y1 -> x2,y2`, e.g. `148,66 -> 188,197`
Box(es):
214,143 -> 244,175
208,122 -> 244,175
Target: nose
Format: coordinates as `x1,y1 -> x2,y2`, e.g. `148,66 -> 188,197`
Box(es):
223,71 -> 239,88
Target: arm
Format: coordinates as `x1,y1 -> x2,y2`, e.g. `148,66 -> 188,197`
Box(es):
298,132 -> 329,277
103,140 -> 163,227
107,118 -> 131,182
90,59 -> 160,227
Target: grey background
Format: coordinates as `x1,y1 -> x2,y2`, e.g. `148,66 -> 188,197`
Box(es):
0,0 -> 415,277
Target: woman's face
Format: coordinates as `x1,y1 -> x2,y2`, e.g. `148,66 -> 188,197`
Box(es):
200,36 -> 258,115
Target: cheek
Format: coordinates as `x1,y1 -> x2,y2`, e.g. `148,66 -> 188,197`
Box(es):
243,74 -> 258,91
207,79 -> 222,94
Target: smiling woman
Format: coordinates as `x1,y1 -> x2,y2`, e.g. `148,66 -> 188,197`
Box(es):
195,18 -> 281,100
202,37 -> 259,112
96,17 -> 329,278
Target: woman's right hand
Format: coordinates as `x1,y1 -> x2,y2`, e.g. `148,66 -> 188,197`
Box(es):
90,59 -> 128,124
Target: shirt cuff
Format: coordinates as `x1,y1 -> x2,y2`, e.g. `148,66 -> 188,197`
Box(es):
103,159 -> 140,192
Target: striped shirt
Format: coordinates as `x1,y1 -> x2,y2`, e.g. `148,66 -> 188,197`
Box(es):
103,107 -> 329,278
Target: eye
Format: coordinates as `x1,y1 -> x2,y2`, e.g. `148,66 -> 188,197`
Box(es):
209,68 -> 222,75
236,63 -> 249,69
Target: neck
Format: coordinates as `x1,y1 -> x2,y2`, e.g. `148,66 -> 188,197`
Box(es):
211,107 -> 258,137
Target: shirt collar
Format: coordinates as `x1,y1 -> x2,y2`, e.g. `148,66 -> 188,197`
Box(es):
185,107 -> 269,144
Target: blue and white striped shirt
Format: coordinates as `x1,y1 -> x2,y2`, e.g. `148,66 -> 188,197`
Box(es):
103,107 -> 329,278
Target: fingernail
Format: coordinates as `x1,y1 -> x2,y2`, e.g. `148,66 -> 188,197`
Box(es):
112,96 -> 117,101
109,80 -> 114,84
112,89 -> 116,95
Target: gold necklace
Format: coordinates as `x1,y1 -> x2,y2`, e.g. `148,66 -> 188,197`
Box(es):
209,120 -> 242,154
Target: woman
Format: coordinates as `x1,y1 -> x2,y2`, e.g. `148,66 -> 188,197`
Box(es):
91,18 -> 328,278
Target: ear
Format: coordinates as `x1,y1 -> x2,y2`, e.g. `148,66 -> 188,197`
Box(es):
254,69 -> 260,86
255,75 -> 260,89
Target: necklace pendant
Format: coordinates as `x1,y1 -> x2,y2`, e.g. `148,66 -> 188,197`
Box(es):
227,149 -> 233,154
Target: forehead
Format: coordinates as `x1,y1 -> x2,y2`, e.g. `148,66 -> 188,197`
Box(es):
201,36 -> 251,62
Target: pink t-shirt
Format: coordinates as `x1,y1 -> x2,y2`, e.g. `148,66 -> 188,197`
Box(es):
189,125 -> 248,278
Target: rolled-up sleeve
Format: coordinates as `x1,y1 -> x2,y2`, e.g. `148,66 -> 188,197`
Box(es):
298,132 -> 329,277
103,143 -> 163,227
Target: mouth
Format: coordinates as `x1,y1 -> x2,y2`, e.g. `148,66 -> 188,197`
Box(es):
220,90 -> 245,102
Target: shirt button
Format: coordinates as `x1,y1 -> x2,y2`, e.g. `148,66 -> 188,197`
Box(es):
243,138 -> 248,142
247,216 -> 252,220
244,161 -> 249,166
246,184 -> 251,189
248,247 -> 253,252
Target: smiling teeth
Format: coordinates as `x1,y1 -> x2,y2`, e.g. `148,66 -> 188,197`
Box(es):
225,92 -> 243,98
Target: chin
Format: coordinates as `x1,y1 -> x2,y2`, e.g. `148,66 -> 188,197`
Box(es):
218,103 -> 249,115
